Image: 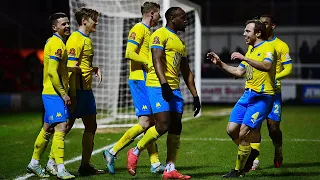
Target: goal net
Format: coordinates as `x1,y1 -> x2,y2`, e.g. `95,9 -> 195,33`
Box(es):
69,0 -> 201,128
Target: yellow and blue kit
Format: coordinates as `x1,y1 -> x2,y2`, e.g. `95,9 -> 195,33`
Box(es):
229,41 -> 276,128
42,33 -> 69,125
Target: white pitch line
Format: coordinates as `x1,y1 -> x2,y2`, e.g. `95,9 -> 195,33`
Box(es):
15,142 -> 116,180
181,137 -> 320,142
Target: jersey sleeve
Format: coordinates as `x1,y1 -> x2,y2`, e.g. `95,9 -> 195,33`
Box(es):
48,41 -> 67,96
240,61 -> 248,68
66,36 -> 83,67
276,43 -> 293,80
263,44 -> 274,63
127,24 -> 144,47
280,43 -> 292,65
150,29 -> 167,50
125,24 -> 148,64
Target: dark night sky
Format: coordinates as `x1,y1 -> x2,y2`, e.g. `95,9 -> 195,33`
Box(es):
1,0 -> 320,49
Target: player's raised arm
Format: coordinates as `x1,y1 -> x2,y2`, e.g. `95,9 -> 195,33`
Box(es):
207,52 -> 246,78
232,51 -> 273,72
125,26 -> 148,64
276,44 -> 293,80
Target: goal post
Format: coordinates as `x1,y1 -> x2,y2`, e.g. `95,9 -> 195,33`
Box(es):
69,0 -> 201,128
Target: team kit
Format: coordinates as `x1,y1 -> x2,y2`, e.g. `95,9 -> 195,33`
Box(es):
26,1 -> 292,179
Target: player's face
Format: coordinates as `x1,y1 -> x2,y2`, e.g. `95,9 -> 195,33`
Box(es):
53,17 -> 70,38
151,8 -> 161,27
260,17 -> 275,38
243,23 -> 257,45
173,8 -> 187,32
84,17 -> 98,33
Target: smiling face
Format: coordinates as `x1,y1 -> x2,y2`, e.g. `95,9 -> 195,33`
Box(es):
243,22 -> 258,46
52,17 -> 70,38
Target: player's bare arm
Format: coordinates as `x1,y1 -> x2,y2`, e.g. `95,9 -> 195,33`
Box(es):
207,52 -> 246,78
180,58 -> 198,97
151,48 -> 166,84
231,52 -> 273,72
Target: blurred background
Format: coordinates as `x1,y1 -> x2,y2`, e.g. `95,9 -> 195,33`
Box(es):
0,0 -> 320,111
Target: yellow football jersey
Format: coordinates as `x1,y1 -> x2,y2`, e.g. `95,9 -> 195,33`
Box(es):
146,27 -> 187,89
42,34 -> 68,96
240,41 -> 276,95
126,23 -> 151,80
267,37 -> 292,92
66,30 -> 94,90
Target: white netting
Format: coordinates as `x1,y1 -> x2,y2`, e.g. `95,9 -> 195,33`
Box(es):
69,0 -> 201,127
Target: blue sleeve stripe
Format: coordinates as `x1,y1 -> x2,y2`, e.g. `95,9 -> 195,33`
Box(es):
128,40 -> 139,46
151,45 -> 164,50
239,63 -> 245,68
264,58 -> 273,62
282,60 -> 292,65
68,57 -> 79,61
49,56 -> 61,61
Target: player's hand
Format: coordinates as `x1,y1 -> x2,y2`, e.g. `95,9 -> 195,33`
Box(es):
207,52 -> 221,65
231,52 -> 245,61
69,96 -> 77,113
62,94 -> 71,106
94,67 -> 102,84
193,96 -> 201,117
161,83 -> 173,102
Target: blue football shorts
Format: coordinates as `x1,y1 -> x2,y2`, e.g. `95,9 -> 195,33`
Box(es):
69,89 -> 97,119
267,92 -> 282,122
147,87 -> 184,114
42,95 -> 68,125
229,89 -> 274,129
129,80 -> 152,116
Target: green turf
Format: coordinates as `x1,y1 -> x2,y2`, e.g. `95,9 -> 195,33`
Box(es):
1,105 -> 320,179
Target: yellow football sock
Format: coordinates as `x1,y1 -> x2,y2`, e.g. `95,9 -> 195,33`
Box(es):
32,128 -> 52,160
250,143 -> 260,160
137,126 -> 160,150
52,131 -> 65,165
235,145 -> 251,171
48,143 -> 55,161
166,134 -> 180,164
112,124 -> 144,154
82,132 -> 94,165
147,141 -> 160,164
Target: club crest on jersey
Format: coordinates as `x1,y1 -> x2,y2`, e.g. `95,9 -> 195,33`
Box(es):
55,49 -> 62,58
129,32 -> 136,40
69,48 -> 76,56
153,36 -> 160,44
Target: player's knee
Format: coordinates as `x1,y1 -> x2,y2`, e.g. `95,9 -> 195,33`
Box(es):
138,116 -> 152,129
155,121 -> 170,135
268,124 -> 280,135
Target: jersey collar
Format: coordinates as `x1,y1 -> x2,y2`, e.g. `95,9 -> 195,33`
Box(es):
253,41 -> 265,48
141,22 -> 150,29
165,26 -> 177,34
53,33 -> 64,42
267,36 -> 277,42
76,30 -> 89,38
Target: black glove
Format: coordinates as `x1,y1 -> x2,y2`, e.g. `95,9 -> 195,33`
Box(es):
193,96 -> 201,117
161,83 -> 173,102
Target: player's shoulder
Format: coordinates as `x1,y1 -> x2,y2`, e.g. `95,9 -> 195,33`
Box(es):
263,41 -> 275,50
47,35 -> 65,48
132,23 -> 145,29
275,37 -> 289,48
152,27 -> 166,36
